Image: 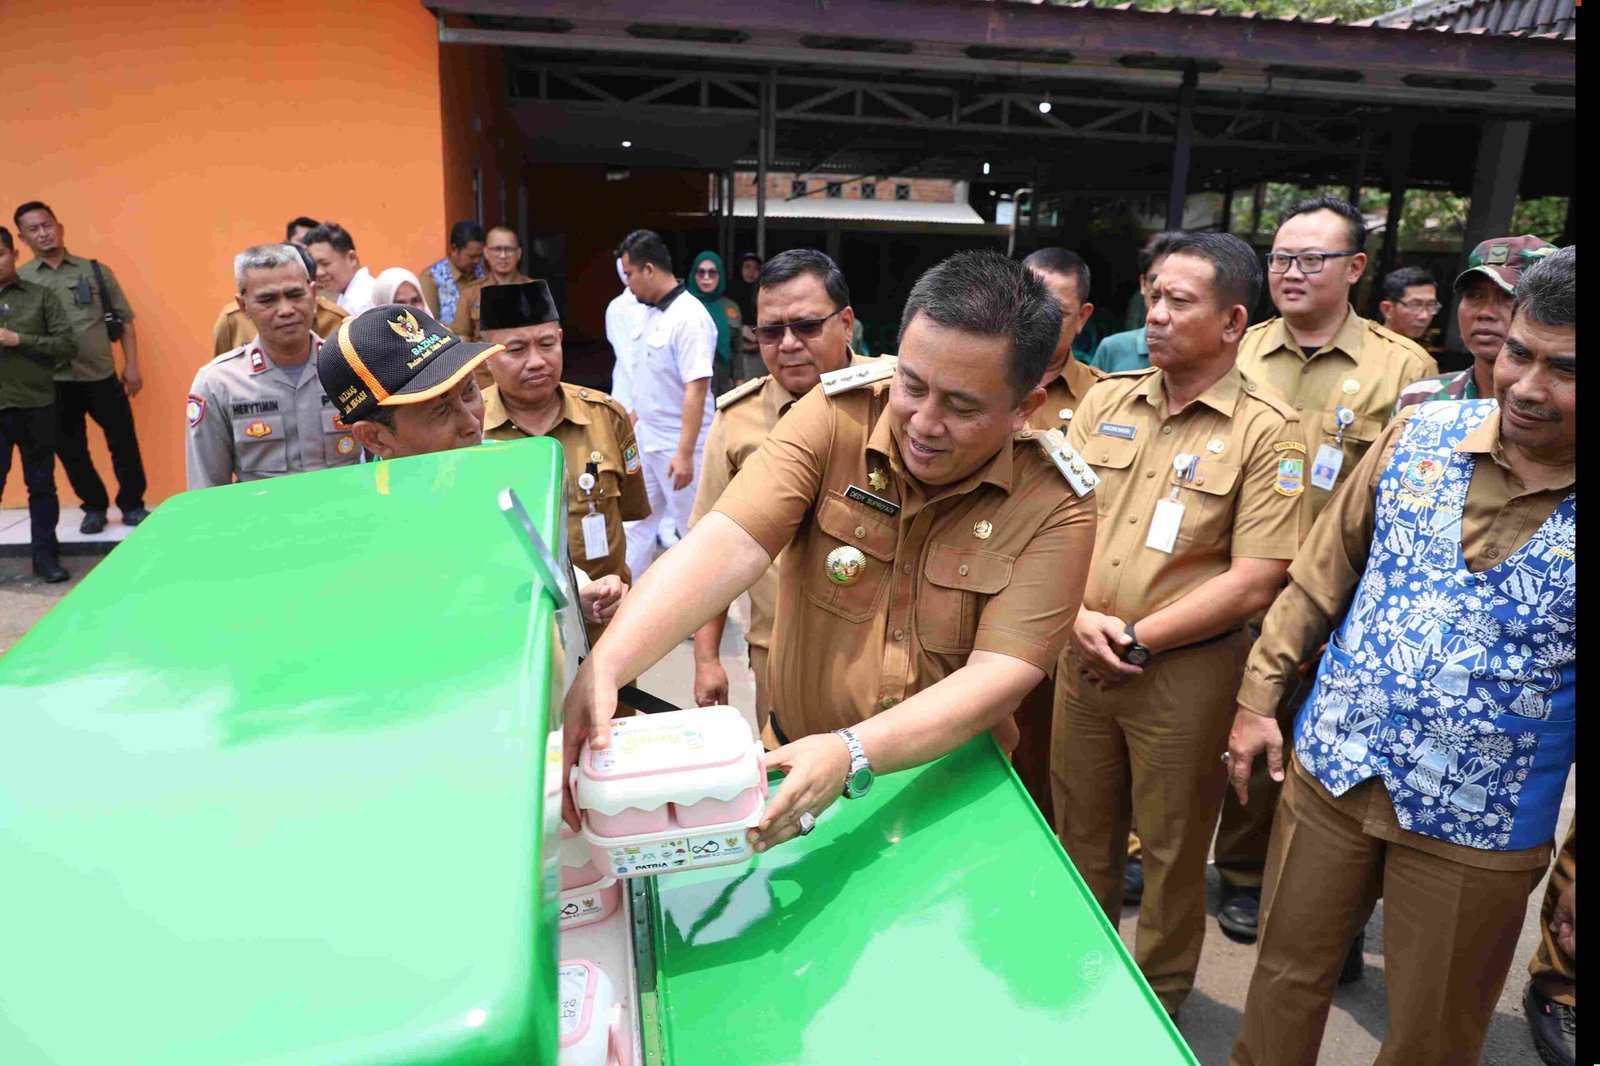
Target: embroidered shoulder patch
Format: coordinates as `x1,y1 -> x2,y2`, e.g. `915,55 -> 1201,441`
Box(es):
1274,457 -> 1305,497
623,443 -> 640,474
186,394 -> 206,428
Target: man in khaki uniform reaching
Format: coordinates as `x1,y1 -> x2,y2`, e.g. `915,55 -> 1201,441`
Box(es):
1214,196 -> 1438,947
1052,232 -> 1305,1018
562,250 -> 1098,856
186,244 -> 362,489
689,249 -> 856,732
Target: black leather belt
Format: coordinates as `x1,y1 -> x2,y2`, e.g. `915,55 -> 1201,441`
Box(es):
768,714 -> 792,746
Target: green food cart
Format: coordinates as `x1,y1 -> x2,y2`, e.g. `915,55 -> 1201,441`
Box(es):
0,438 -> 1196,1065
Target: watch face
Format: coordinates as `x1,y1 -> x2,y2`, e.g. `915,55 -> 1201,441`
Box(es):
847,767 -> 874,797
1125,645 -> 1151,666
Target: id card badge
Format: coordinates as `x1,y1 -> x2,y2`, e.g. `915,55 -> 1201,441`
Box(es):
1310,443 -> 1344,491
1146,498 -> 1184,554
580,511 -> 608,561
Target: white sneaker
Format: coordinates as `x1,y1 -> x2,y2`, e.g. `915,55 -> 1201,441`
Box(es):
657,519 -> 680,549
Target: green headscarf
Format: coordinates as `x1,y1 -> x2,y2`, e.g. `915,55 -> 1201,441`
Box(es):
689,250 -> 733,370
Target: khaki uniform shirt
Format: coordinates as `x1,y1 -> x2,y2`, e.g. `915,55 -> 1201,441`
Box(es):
713,380 -> 1098,739
17,252 -> 135,382
1026,356 -> 1103,434
185,335 -> 359,489
211,297 -> 348,357
1238,306 -> 1437,533
1067,366 -> 1305,624
688,374 -> 802,652
481,382 -> 649,585
1240,407 -> 1572,871
451,272 -> 535,344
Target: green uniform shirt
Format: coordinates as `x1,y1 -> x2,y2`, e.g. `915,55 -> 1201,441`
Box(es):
1090,326 -> 1150,374
0,277 -> 77,409
17,252 -> 135,382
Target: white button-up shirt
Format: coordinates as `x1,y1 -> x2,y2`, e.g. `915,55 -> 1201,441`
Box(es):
337,267 -> 377,316
606,287 -> 645,412
627,285 -> 715,454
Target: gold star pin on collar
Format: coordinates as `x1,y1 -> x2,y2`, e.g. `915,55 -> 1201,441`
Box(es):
868,468 -> 888,492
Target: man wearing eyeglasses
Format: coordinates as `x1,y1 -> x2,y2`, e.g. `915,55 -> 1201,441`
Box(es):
1218,196 -> 1438,948
451,225 -> 533,354
688,249 -> 858,734
1376,266 -> 1441,344
1393,235 -> 1556,414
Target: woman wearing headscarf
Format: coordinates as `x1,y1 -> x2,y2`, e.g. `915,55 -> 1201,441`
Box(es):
688,251 -> 742,395
370,267 -> 433,316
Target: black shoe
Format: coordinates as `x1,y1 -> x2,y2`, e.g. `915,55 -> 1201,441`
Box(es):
79,509 -> 107,535
32,556 -> 69,583
1123,857 -> 1146,906
121,506 -> 151,527
1337,929 -> 1365,985
1217,884 -> 1261,943
1524,982 -> 1576,1066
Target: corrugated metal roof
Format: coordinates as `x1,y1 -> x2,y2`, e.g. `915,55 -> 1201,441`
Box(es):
1366,0 -> 1576,38
731,197 -> 987,225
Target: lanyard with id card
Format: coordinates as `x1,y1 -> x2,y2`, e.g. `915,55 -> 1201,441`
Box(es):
1147,452 -> 1197,554
1311,406 -> 1354,491
577,462 -> 609,561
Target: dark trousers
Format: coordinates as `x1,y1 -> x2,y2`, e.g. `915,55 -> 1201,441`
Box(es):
55,374 -> 146,512
0,404 -> 62,557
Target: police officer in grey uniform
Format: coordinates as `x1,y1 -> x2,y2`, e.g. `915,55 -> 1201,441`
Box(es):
186,244 -> 359,489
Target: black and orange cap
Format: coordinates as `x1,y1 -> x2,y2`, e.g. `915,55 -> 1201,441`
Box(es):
317,304 -> 503,422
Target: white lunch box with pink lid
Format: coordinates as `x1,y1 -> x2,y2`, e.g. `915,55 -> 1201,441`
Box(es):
557,959 -> 631,1066
571,705 -> 767,879
558,825 -> 621,928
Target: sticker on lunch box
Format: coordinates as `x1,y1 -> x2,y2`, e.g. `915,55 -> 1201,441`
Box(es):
603,831 -> 751,876
586,716 -> 739,776
558,964 -> 589,1033
560,893 -> 608,925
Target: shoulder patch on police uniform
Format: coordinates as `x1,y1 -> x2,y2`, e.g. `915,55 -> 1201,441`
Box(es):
186,394 -> 206,428
1038,428 -> 1100,498
820,356 -> 897,396
715,375 -> 768,410
249,348 -> 268,374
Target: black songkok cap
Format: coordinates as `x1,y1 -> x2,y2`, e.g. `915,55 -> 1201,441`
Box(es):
478,280 -> 560,331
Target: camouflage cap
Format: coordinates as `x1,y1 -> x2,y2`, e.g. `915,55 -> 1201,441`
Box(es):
1453,235 -> 1557,296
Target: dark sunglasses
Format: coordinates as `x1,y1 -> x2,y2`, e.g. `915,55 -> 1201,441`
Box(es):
694,266 -> 720,277
752,307 -> 845,346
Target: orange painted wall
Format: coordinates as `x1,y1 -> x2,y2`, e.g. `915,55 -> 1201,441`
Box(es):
1,0 -> 446,508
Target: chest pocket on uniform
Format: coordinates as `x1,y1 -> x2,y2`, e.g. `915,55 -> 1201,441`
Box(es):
233,413 -> 288,475
916,544 -> 1014,654
568,453 -> 624,517
1320,409 -> 1384,478
321,406 -> 357,464
805,492 -> 897,623
1174,457 -> 1240,543
1085,436 -> 1141,517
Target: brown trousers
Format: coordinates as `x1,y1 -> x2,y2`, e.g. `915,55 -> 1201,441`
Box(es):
1052,632 -> 1249,1013
1230,759 -> 1546,1066
1212,671 -> 1311,887
1009,675 -> 1055,818
1529,816 -> 1577,1006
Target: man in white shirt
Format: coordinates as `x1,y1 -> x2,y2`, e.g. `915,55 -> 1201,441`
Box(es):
605,256 -> 643,415
304,222 -> 376,316
615,229 -> 715,578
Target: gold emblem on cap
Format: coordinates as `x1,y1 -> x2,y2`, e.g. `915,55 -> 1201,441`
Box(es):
868,468 -> 888,492
1207,439 -> 1225,454
1341,378 -> 1361,396
973,520 -> 993,540
387,309 -> 428,344
825,545 -> 867,586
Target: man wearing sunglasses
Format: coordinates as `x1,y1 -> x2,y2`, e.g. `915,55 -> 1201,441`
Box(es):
1393,235 -> 1556,414
688,249 -> 859,735
1219,197 -> 1438,948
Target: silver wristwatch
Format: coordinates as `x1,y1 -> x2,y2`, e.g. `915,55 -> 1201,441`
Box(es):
835,727 -> 875,800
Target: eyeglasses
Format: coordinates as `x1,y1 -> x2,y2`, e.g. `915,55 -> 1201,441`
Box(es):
486,246 -> 520,255
694,266 -> 720,277
752,307 -> 845,346
1265,251 -> 1359,275
1398,299 -> 1442,313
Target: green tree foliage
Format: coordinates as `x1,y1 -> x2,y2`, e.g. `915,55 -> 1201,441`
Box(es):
1227,183 -> 1568,246
1074,0 -> 1396,20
